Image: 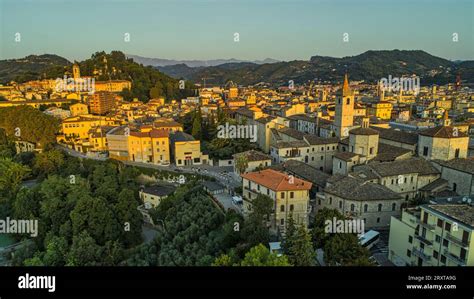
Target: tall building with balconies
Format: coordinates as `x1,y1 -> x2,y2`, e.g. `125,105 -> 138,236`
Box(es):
389,203 -> 474,266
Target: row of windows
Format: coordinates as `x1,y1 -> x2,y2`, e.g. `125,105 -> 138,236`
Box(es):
325,197 -> 398,212
130,141 -> 167,145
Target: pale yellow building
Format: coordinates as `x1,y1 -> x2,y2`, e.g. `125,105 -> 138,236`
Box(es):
389,204 -> 474,266
241,169 -> 312,234
368,101 -> 393,120
128,129 -> 170,165
170,131 -> 208,166
62,115 -> 117,139
70,103 -> 89,116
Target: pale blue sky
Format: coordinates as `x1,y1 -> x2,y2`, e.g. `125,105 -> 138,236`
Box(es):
0,0 -> 473,61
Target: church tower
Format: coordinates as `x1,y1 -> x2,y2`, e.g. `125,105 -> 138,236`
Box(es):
72,63 -> 81,80
334,73 -> 355,138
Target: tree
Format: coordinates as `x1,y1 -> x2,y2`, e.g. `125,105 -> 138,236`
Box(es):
240,244 -> 291,266
212,254 -> 234,266
234,154 -> 249,174
115,189 -> 143,247
288,225 -> 315,266
311,208 -> 372,266
324,233 -> 373,266
242,194 -> 273,248
281,213 -> 296,256
67,231 -> 103,266
42,236 -> 68,266
0,158 -> 30,198
33,149 -> 65,176
191,109 -> 203,140
70,195 -> 121,245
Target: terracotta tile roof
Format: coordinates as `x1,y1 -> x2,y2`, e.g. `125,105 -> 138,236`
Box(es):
241,168 -> 312,191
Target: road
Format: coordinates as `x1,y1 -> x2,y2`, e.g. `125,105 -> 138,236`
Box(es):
57,146 -> 242,211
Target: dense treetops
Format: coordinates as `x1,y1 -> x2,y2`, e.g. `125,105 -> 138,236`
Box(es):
0,106 -> 60,148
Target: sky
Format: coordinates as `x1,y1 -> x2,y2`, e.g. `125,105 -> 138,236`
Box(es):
0,0 -> 473,62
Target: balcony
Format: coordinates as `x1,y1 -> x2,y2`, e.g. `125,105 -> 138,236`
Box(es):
443,249 -> 467,266
415,234 -> 433,246
412,247 -> 431,261
416,218 -> 435,231
445,233 -> 469,249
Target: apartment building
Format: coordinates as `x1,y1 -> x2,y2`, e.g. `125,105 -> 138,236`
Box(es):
128,129 -> 170,165
389,203 -> 474,266
241,169 -> 312,234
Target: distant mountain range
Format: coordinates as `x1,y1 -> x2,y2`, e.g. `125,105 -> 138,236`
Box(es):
126,54 -> 279,67
153,50 -> 474,86
1,50 -> 473,87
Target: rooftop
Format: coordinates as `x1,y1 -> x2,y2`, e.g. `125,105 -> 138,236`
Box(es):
142,184 -> 176,197
433,158 -> 474,175
325,175 -> 401,201
425,204 -> 474,228
419,126 -> 468,138
370,126 -> 418,145
349,127 -> 379,136
241,168 -> 312,191
233,150 -> 271,162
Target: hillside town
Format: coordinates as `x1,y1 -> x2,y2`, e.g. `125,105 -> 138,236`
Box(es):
0,56 -> 473,268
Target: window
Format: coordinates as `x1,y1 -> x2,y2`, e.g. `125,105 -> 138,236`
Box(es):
329,197 -> 333,205
407,250 -> 411,257
339,201 -> 342,208
339,162 -> 342,169
455,148 -> 460,158
346,98 -> 350,105
440,255 -> 446,264
351,204 -> 355,211
443,239 -> 449,247
290,204 -> 294,211
280,219 -> 284,225
369,147 -> 374,155
433,250 -> 439,259
392,203 -> 396,211
377,217 -> 380,223
408,236 -> 413,244
452,183 -> 457,192
378,204 -> 382,212
364,204 -> 368,212
281,192 -> 285,199
290,192 -> 294,199
321,156 -> 324,160
437,219 -> 443,228
435,235 -> 441,243
445,222 -> 451,232
280,205 -> 285,212
423,146 -> 428,156
460,248 -> 467,260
